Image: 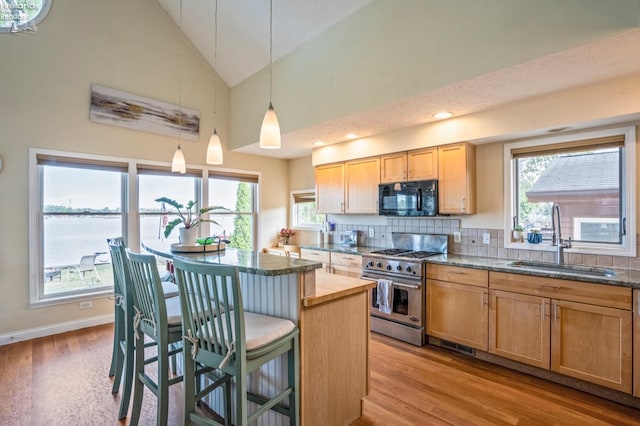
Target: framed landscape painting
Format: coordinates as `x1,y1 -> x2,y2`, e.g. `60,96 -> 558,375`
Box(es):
89,84 -> 200,141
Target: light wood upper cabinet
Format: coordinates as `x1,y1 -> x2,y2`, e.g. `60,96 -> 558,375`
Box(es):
345,157 -> 380,214
380,152 -> 407,183
407,147 -> 438,181
438,142 -> 476,214
380,148 -> 438,183
315,162 -> 345,213
427,264 -> 489,351
634,289 -> 639,397
551,299 -> 632,393
489,289 -> 550,369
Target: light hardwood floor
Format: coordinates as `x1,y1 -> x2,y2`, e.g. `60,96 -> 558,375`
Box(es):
1,324 -> 639,425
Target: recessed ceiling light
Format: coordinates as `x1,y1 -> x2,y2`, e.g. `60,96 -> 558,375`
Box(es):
345,133 -> 358,139
433,111 -> 453,119
313,140 -> 325,146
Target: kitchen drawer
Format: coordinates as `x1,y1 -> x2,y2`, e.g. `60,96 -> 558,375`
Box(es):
300,248 -> 331,264
427,264 -> 488,287
331,252 -> 362,268
489,271 -> 632,310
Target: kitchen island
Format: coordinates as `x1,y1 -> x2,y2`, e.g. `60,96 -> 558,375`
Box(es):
142,241 -> 375,425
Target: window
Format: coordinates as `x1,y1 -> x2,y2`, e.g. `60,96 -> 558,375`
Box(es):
138,166 -> 200,244
208,173 -> 258,250
291,190 -> 324,229
1,0 -> 51,32
504,126 -> 636,256
31,153 -> 127,305
29,150 -> 263,306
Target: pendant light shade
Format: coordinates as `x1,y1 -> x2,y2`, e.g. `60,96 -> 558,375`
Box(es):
259,102 -> 281,149
171,144 -> 186,173
206,129 -> 224,164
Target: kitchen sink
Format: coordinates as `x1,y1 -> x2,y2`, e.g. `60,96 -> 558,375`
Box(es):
508,261 -> 616,278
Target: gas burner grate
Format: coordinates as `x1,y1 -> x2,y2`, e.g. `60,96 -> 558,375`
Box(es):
370,249 -> 413,256
401,251 -> 443,259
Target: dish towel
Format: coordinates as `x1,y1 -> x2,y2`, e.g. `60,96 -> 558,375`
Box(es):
376,279 -> 394,314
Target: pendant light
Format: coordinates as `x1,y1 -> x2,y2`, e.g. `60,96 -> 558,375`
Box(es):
259,0 -> 281,149
171,0 -> 187,173
206,0 -> 224,164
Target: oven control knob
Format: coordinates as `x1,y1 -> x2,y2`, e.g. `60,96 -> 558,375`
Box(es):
406,266 -> 412,273
386,265 -> 392,271
367,261 -> 374,267
396,265 -> 402,271
376,262 -> 382,268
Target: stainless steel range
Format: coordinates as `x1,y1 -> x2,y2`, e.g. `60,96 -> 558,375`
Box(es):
362,233 -> 447,346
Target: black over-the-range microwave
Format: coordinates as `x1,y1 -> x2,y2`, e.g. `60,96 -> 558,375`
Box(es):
378,179 -> 438,217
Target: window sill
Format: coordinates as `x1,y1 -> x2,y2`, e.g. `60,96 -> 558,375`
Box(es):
30,288 -> 113,309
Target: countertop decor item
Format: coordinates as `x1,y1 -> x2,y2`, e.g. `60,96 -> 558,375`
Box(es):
279,227 -> 296,246
155,197 -> 227,243
527,230 -> 542,244
512,225 -> 524,242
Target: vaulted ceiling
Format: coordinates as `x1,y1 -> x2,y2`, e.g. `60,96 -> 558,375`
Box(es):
158,1 -> 640,159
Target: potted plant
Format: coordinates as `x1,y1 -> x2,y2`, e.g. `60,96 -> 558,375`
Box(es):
155,197 -> 226,245
527,229 -> 542,244
512,225 -> 524,242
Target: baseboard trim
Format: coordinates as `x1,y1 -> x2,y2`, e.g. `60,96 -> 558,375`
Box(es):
0,314 -> 114,346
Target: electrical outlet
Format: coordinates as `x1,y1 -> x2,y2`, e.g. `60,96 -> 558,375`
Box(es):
79,301 -> 93,310
483,232 -> 491,245
453,231 -> 461,243
368,228 -> 375,238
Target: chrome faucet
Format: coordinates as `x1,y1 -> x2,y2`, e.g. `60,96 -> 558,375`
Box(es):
551,202 -> 572,265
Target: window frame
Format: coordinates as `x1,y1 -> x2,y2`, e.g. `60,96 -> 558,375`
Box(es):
29,150 -> 129,307
503,125 -> 636,257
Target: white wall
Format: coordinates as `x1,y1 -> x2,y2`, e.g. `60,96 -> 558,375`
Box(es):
0,0 -> 288,338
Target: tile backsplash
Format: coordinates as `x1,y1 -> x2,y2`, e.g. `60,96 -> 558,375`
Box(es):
331,218 -> 640,271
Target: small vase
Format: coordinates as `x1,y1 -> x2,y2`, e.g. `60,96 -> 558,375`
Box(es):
179,227 -> 198,245
512,231 -> 523,242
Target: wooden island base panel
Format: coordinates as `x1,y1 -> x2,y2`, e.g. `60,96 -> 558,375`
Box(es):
300,271 -> 375,426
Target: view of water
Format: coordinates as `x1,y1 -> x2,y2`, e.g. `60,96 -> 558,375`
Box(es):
43,215 -> 237,267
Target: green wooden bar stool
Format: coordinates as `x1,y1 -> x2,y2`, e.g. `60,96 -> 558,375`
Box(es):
126,250 -> 184,426
173,258 -> 300,426
107,238 -> 181,420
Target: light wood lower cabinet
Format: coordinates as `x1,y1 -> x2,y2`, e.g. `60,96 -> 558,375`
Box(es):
634,289 -> 639,397
489,290 -> 550,369
427,279 -> 488,351
489,271 -> 633,394
330,252 -> 362,278
550,299 -> 632,393
300,248 -> 331,272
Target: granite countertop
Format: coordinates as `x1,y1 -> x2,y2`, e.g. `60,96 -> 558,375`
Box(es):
426,254 -> 640,290
143,241 -> 321,276
298,243 -> 384,255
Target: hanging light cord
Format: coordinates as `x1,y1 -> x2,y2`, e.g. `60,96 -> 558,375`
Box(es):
269,0 -> 273,104
213,0 -> 218,119
177,0 -> 184,148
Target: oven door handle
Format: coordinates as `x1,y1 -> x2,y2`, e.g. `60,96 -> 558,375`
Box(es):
391,282 -> 421,290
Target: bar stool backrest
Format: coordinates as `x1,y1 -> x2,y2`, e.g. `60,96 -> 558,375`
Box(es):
126,250 -> 168,338
173,259 -> 244,372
